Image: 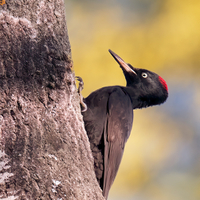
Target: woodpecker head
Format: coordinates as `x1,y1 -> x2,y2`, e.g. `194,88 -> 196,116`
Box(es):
109,49 -> 168,108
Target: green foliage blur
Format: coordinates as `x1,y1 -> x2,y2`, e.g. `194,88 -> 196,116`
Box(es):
65,0 -> 200,199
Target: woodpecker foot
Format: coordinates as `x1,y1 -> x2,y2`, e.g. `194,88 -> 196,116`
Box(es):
76,76 -> 87,112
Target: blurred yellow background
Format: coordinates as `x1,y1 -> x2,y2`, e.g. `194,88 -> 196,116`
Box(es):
65,0 -> 200,199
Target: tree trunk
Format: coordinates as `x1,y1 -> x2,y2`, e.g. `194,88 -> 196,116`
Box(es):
0,1 -> 104,199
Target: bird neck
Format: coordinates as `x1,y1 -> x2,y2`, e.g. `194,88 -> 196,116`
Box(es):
122,86 -> 150,109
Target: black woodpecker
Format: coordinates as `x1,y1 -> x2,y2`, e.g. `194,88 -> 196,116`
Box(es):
77,50 -> 168,199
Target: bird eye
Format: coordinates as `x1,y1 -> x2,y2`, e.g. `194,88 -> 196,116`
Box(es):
142,72 -> 148,78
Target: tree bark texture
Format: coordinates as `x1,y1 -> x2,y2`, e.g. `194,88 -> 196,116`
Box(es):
0,1 -> 104,199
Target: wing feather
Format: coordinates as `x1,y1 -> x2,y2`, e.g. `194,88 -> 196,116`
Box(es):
102,88 -> 133,199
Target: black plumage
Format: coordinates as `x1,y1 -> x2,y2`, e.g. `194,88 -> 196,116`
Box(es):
80,50 -> 168,199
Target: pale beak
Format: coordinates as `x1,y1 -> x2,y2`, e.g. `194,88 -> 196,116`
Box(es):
109,49 -> 137,75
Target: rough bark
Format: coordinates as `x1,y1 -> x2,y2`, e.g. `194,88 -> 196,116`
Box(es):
0,1 -> 104,199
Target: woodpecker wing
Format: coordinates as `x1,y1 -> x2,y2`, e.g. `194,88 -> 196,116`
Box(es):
103,87 -> 133,199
